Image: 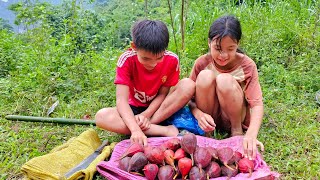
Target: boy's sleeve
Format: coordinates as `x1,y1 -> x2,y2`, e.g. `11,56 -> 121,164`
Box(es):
114,55 -> 131,86
163,56 -> 180,87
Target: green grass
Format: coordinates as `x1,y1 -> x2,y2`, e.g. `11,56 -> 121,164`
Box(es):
1,96 -> 319,179
1,0 -> 320,179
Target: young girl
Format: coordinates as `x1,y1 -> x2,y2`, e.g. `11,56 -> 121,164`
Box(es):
188,15 -> 264,160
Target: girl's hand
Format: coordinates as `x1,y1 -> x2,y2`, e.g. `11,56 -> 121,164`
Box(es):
242,135 -> 265,160
135,114 -> 151,131
195,110 -> 216,132
130,130 -> 148,146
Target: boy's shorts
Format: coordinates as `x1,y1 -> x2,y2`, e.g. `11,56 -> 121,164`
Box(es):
129,105 -> 205,136
129,105 -> 148,115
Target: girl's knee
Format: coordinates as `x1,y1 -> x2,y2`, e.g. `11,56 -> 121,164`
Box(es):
216,73 -> 238,93
196,70 -> 216,88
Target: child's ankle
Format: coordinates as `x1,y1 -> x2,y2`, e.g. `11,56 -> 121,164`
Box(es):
166,125 -> 179,137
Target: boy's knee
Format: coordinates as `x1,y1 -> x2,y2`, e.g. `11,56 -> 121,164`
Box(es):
196,70 -> 216,88
177,78 -> 195,97
95,108 -> 112,127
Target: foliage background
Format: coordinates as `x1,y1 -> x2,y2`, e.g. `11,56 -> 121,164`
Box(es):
0,0 -> 319,179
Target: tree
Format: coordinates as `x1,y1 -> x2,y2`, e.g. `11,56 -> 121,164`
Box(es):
180,0 -> 188,51
8,0 -> 52,31
0,18 -> 13,32
167,0 -> 178,53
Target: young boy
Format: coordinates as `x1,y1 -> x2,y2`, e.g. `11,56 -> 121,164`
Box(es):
95,19 -> 194,146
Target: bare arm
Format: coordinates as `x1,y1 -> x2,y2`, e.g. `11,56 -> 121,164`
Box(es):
188,99 -> 216,132
246,105 -> 264,138
142,86 -> 170,119
116,84 -> 147,145
243,105 -> 264,159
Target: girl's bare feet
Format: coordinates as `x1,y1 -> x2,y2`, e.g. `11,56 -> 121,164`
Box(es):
205,131 -> 214,138
231,130 -> 244,137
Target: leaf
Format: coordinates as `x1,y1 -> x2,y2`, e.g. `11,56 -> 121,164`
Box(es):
47,100 -> 59,116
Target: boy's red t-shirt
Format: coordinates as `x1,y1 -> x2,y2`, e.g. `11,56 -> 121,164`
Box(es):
114,49 -> 180,107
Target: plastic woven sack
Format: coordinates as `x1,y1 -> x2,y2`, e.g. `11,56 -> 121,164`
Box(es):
97,136 -> 280,180
21,128 -> 116,180
165,106 -> 205,135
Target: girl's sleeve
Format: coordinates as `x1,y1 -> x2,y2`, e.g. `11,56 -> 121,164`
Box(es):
244,64 -> 263,108
189,55 -> 207,82
189,64 -> 198,82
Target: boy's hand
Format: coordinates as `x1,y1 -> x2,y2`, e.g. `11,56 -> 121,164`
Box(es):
130,130 -> 148,146
135,114 -> 151,131
195,110 -> 216,132
242,135 -> 265,160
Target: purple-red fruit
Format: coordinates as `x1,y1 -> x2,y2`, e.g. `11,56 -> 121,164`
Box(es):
144,146 -> 165,165
217,147 -> 235,170
189,166 -> 206,180
180,133 -> 197,165
164,149 -> 176,169
157,165 -> 175,180
128,152 -> 148,172
233,151 -> 243,163
163,138 -> 181,151
206,146 -> 219,161
221,164 -> 238,179
118,143 -> 144,160
174,148 -> 186,160
238,157 -> 254,178
143,164 -> 159,180
206,161 -> 221,178
178,157 -> 192,179
194,146 -> 211,170
118,156 -> 131,171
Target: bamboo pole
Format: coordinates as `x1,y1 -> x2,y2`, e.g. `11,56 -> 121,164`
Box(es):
167,0 -> 178,54
181,0 -> 185,50
5,115 -> 96,125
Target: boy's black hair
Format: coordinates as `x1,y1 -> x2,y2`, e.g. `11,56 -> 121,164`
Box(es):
209,15 -> 243,53
131,19 -> 169,55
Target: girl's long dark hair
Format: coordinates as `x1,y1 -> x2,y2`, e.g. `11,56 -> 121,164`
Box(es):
208,15 -> 244,53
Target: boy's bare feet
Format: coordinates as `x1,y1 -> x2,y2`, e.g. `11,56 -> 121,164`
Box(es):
165,125 -> 179,136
